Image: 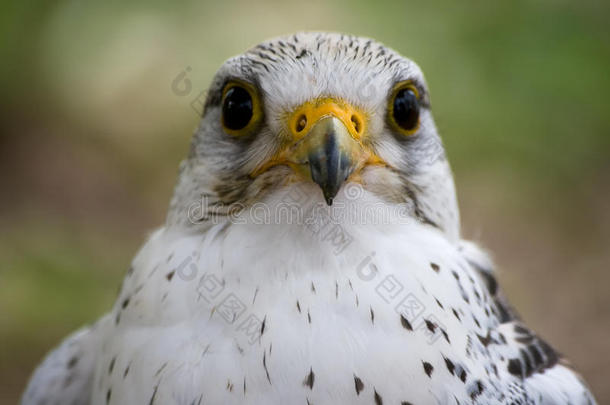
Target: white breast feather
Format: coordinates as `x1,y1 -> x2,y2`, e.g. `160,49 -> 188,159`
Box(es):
22,185 -> 595,405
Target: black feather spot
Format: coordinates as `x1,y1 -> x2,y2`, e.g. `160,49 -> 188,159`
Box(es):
469,380 -> 485,400
478,270 -> 498,295
303,368 -> 314,389
441,328 -> 450,343
263,352 -> 271,384
477,331 -> 492,347
444,357 -> 455,375
435,298 -> 444,309
400,315 -> 413,331
148,385 -> 158,405
296,49 -> 310,59
121,297 -> 130,309
507,358 -> 522,377
354,375 -> 364,395
67,356 -> 78,369
422,361 -> 434,377
374,389 -> 383,405
459,368 -> 467,382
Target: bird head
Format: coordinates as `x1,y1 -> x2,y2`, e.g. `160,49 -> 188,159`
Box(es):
168,32 -> 460,241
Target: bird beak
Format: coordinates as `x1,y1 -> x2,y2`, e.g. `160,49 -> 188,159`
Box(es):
284,98 -> 367,205
298,116 -> 359,205
251,98 -> 383,205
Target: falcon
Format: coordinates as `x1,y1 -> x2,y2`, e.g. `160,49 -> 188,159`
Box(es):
22,32 -> 597,405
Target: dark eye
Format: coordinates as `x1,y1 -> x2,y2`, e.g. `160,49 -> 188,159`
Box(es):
391,85 -> 420,134
222,86 -> 253,130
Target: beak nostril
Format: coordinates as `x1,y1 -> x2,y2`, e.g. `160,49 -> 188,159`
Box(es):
296,114 -> 307,133
351,115 -> 361,134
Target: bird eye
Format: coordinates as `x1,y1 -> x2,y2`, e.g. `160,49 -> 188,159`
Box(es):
389,82 -> 421,135
221,82 -> 261,135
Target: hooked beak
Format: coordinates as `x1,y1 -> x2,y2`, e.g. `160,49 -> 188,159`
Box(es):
304,116 -> 358,205
251,98 -> 384,205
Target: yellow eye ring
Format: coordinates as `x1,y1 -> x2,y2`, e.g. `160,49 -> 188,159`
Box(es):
388,81 -> 421,136
221,80 -> 263,136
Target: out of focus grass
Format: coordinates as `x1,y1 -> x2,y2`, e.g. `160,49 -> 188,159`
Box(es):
1,0 -> 609,403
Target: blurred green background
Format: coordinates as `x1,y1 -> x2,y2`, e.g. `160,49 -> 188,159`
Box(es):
1,0 -> 608,403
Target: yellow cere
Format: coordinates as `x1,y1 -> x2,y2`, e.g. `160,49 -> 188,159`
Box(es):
287,98 -> 366,141
250,98 -> 388,179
